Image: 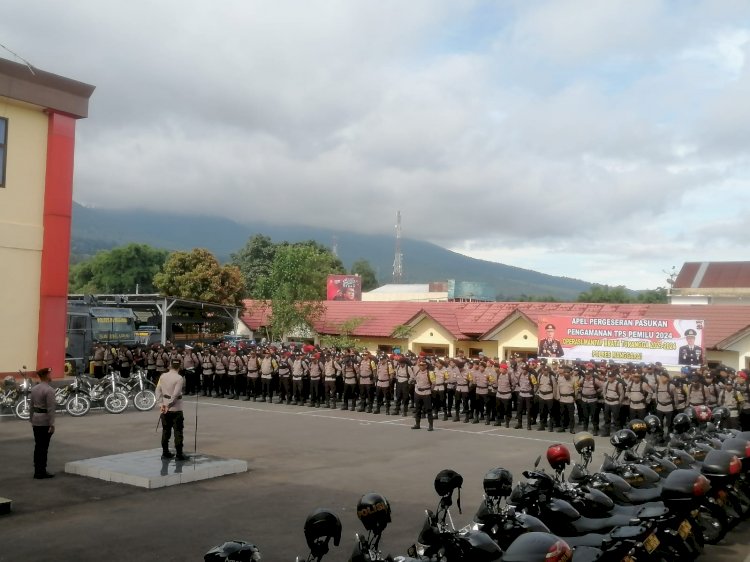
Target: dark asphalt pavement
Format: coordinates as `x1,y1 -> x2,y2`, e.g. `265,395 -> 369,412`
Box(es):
1,398 -> 749,561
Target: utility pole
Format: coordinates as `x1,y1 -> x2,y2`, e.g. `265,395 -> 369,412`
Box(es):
392,210 -> 403,283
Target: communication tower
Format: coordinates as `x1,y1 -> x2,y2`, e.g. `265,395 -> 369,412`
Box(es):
392,211 -> 403,283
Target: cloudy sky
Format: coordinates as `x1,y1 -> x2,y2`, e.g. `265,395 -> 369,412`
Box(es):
3,1 -> 749,289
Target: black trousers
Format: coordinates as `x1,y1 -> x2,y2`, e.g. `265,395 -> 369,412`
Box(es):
33,425 -> 53,475
161,411 -> 184,453
537,397 -> 554,426
496,396 -> 513,421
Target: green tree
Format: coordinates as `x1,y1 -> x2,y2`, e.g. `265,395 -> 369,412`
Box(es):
350,259 -> 378,291
69,243 -> 169,293
261,243 -> 345,340
576,284 -> 633,303
230,234 -> 277,298
635,288 -> 668,304
153,248 -> 245,306
319,317 -> 366,349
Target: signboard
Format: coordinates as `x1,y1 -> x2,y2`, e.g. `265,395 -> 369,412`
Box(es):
326,275 -> 362,301
536,316 -> 705,366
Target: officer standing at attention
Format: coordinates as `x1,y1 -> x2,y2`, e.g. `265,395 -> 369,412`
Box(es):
156,359 -> 188,461
30,367 -> 56,479
411,360 -> 435,431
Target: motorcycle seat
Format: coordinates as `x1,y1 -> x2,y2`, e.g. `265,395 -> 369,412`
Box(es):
623,486 -> 662,503
610,501 -> 664,517
634,505 -> 669,519
563,533 -> 609,548
570,513 -> 638,534
569,546 -> 604,562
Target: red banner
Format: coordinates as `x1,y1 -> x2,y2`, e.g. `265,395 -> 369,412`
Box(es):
537,316 -> 705,367
327,275 -> 362,301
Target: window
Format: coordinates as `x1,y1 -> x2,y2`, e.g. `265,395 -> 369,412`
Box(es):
0,118 -> 6,187
377,344 -> 394,353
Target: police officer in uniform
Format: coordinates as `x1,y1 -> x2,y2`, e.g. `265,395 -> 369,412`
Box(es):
601,370 -> 625,437
30,367 -> 56,478
538,324 -> 564,357
156,358 -> 188,461
494,362 -> 514,428
678,329 -> 703,366
393,357 -> 413,416
411,360 -> 435,431
374,354 -> 393,414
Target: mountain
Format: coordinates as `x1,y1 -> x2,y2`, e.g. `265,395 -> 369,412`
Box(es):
70,202 -> 595,300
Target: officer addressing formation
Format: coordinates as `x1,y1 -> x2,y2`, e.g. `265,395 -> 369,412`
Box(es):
74,324 -> 750,448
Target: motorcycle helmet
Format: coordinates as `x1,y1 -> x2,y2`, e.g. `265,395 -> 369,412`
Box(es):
672,413 -> 691,434
434,469 -> 463,497
685,407 -> 698,426
546,444 -> 571,471
483,467 -> 513,498
610,429 -> 638,450
643,414 -> 662,434
693,405 -> 712,423
712,406 -> 731,424
303,508 -> 341,557
502,532 -> 572,562
573,431 -> 595,454
203,541 -> 261,562
356,493 -> 391,533
628,419 -> 648,440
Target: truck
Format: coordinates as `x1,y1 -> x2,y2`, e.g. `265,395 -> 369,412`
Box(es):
65,300 -> 137,376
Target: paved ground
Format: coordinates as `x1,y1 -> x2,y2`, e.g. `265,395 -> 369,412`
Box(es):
2,398 -> 750,561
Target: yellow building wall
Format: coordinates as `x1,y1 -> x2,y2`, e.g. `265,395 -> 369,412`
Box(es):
355,337 -> 405,354
454,342 -> 497,358
409,319 -> 454,356
0,97 -> 48,372
493,317 -> 538,359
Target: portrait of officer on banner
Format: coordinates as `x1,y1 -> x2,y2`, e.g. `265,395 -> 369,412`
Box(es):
538,323 -> 564,358
678,328 -> 703,366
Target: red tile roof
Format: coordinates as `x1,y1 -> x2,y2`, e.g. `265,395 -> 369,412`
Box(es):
674,262 -> 750,289
242,300 -> 750,349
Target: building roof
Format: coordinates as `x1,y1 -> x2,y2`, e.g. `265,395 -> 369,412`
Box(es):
0,57 -> 95,118
673,262 -> 750,290
242,300 -> 750,349
367,284 -> 432,293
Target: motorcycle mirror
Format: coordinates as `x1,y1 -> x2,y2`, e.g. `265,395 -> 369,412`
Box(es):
534,455 -> 541,468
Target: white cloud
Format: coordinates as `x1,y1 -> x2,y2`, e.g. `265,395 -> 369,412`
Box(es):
2,0 -> 750,289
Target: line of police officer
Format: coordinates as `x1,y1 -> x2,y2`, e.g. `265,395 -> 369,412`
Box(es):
90,342 -> 750,436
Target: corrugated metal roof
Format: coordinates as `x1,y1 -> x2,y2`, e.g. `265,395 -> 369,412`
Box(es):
368,284 -> 431,293
241,300 -> 750,349
674,262 -> 750,289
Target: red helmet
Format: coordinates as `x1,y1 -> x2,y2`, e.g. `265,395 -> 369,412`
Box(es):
546,444 -> 571,471
693,405 -> 712,423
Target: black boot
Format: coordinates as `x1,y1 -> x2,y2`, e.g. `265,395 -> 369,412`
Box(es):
472,412 -> 479,424
514,419 -> 523,429
341,399 -> 349,411
428,413 -> 434,432
161,450 -> 174,459
412,414 -> 421,430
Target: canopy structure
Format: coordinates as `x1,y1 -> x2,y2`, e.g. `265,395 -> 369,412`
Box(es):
68,294 -> 242,345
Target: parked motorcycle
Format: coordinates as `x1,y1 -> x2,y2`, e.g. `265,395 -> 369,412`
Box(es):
121,367 -> 156,411
77,369 -> 129,414
406,469 -> 504,562
203,508 -> 341,561
11,367 -> 34,420
542,442 -> 702,559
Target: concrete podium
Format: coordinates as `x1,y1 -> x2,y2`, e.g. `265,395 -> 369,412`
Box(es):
65,449 -> 248,489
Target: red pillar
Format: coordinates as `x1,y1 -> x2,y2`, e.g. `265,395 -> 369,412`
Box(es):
37,111 -> 77,378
